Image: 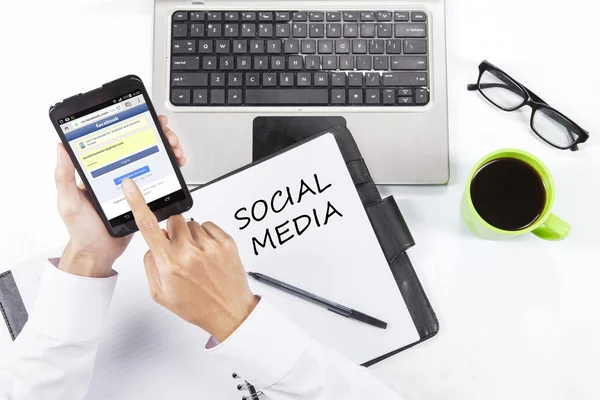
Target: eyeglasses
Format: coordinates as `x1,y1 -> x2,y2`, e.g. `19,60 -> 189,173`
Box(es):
468,60 -> 589,151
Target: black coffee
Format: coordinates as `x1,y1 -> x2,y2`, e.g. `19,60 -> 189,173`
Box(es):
470,157 -> 546,231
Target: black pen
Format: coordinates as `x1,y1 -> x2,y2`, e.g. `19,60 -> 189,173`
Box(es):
247,272 -> 387,330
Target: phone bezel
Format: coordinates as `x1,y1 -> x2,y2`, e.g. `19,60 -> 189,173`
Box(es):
49,75 -> 193,238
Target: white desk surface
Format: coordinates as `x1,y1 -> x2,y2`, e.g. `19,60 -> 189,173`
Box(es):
0,0 -> 599,398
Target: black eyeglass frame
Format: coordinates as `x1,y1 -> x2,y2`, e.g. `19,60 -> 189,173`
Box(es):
468,60 -> 589,151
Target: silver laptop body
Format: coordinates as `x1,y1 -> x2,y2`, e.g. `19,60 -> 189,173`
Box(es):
152,0 -> 449,185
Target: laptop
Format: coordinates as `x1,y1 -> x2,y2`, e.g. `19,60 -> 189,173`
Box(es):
152,0 -> 449,185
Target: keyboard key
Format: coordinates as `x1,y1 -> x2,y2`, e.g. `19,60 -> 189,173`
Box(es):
271,56 -> 286,70
207,24 -> 222,37
285,39 -> 300,54
360,24 -> 376,38
267,40 -> 282,53
280,73 -> 294,86
173,11 -> 188,21
383,89 -> 395,104
309,24 -> 325,38
343,12 -> 359,22
241,24 -> 256,37
245,89 -> 329,105
377,24 -> 393,38
259,12 -> 274,21
331,72 -> 346,86
353,39 -> 368,54
173,40 -> 195,54
395,23 -> 427,38
293,23 -> 308,38
398,96 -> 413,105
228,73 -> 243,86
190,23 -> 204,37
207,12 -> 222,21
293,12 -> 308,21
288,55 -> 303,70
306,56 -> 320,69
387,39 -> 402,54
343,23 -> 359,38
310,12 -> 325,21
172,56 -> 200,70
246,73 -> 260,87
228,89 -> 242,104
250,40 -> 265,54
335,39 -> 350,54
190,11 -> 205,21
315,72 -> 329,86
297,72 -> 312,86
171,89 -> 190,104
198,40 -> 212,53
340,56 -> 355,70
202,56 -> 217,70
263,73 -> 277,86
398,88 -> 412,96
360,12 -> 375,21
411,12 -> 427,22
373,56 -> 389,70
349,73 -> 363,87
415,88 -> 429,105
224,12 -> 239,21
366,89 -> 380,104
220,56 -> 234,70
172,24 -> 187,37
276,24 -> 291,38
210,72 -> 225,86
237,56 -> 251,70
377,11 -> 393,21
349,89 -> 363,104
276,12 -> 291,22
394,12 -> 409,21
259,24 -> 273,37
356,56 -> 371,70
404,39 -> 427,54
327,12 -> 342,22
224,24 -> 239,37
254,56 -> 269,70
332,89 -> 346,104
210,89 -> 225,104
383,72 -> 428,86
172,72 -> 208,86
323,56 -> 338,69
233,40 -> 247,53
193,89 -> 208,104
366,72 -> 380,86
302,40 -> 317,54
369,40 -> 384,54
318,40 -> 334,54
241,12 -> 256,21
391,56 -> 428,70
327,23 -> 342,38
215,40 -> 230,53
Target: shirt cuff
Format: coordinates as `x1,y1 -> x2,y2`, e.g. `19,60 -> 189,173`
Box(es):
205,297 -> 311,388
28,263 -> 118,342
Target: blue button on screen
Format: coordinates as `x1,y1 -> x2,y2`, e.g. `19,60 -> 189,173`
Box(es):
113,165 -> 151,185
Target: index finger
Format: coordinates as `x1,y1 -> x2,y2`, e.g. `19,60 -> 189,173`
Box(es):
122,178 -> 167,250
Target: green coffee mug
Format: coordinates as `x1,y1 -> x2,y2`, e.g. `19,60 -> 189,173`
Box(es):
461,149 -> 571,240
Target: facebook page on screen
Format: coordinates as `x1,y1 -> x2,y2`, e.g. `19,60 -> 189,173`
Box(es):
58,92 -> 183,224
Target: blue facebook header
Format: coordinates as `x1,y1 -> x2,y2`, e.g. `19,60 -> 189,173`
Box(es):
64,103 -> 149,142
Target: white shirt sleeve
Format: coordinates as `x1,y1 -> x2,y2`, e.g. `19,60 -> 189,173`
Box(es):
0,263 -> 118,400
206,298 -> 404,400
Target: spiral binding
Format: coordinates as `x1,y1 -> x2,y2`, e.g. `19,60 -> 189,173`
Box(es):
232,372 -> 265,399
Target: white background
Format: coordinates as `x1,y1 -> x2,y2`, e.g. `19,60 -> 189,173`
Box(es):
0,0 -> 599,399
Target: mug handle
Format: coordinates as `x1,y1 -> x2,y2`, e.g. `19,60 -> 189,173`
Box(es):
532,214 -> 571,241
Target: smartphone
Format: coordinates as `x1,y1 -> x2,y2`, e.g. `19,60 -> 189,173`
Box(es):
49,75 -> 193,237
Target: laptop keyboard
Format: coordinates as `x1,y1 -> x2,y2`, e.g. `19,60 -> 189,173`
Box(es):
170,10 -> 430,107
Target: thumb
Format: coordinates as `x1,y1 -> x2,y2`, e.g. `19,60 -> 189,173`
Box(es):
55,144 -> 81,218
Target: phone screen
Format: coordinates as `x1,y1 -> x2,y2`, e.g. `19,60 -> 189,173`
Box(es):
57,90 -> 186,227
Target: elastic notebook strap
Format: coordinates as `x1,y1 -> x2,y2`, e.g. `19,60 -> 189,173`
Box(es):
0,271 -> 28,340
365,197 -> 415,263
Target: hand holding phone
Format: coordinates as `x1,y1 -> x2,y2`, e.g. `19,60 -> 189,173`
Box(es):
50,75 -> 193,237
